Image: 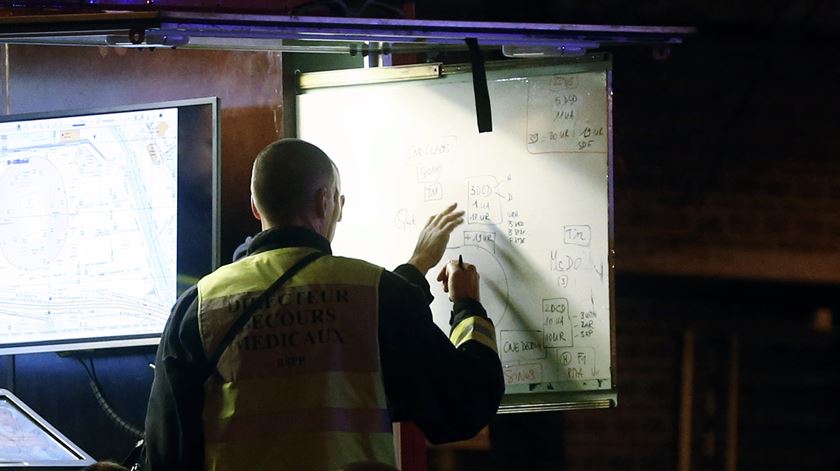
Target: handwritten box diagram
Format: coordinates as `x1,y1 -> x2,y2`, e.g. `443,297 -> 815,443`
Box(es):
463,230 -> 496,253
526,73 -> 608,155
550,246 -> 594,273
416,165 -> 441,183
407,136 -> 457,164
500,330 -> 545,362
409,136 -> 455,203
503,363 -> 544,386
552,347 -> 599,381
542,297 -> 573,348
563,225 -> 591,246
423,183 -> 442,201
467,175 -> 503,224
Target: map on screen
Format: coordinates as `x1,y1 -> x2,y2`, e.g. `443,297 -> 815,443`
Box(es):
0,108 -> 178,346
0,398 -> 78,462
0,389 -> 94,466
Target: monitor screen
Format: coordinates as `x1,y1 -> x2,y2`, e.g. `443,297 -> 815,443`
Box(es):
0,98 -> 219,354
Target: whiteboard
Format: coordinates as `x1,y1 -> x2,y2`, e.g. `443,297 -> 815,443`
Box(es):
297,57 -> 616,411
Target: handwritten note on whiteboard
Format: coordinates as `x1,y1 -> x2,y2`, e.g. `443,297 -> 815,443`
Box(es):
297,59 -> 614,404
527,72 -> 609,154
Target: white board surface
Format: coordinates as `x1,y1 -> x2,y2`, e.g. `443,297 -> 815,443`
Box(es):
297,59 -> 615,407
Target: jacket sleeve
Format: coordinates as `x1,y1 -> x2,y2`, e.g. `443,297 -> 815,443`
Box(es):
144,286 -> 208,471
379,264 -> 505,444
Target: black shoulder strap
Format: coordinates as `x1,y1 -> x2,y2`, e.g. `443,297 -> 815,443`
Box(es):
206,250 -> 326,370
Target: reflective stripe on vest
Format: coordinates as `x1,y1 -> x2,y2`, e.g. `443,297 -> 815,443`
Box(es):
197,247 -> 394,471
450,315 -> 498,353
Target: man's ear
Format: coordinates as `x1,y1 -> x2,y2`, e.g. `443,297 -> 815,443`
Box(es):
316,187 -> 329,218
250,197 -> 261,221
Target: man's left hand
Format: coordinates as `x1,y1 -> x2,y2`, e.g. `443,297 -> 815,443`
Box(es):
407,203 -> 464,274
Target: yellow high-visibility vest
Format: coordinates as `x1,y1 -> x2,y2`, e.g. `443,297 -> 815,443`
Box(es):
197,247 -> 395,471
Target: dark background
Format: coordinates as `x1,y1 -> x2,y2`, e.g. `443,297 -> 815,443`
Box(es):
1,1 -> 839,469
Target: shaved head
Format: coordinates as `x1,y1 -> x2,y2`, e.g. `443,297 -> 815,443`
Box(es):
250,139 -> 342,235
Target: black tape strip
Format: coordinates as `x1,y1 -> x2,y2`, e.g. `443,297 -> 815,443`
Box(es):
465,37 -> 492,133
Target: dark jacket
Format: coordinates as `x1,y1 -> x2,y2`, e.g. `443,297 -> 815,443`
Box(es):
143,226 -> 504,470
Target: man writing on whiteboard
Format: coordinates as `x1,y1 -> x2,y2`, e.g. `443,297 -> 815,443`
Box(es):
143,138 -> 504,470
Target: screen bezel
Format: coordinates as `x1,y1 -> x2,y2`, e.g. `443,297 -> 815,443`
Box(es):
0,388 -> 96,468
0,97 -> 220,355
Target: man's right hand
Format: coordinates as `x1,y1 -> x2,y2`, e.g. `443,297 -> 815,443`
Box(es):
436,259 -> 480,302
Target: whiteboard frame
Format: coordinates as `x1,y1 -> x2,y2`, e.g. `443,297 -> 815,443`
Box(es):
295,54 -> 617,413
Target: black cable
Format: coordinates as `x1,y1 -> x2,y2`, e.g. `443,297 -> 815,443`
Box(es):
76,356 -> 144,439
74,356 -> 93,378
89,354 -> 99,381
89,378 -> 144,439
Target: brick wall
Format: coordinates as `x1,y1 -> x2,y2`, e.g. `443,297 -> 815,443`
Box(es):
561,275 -> 838,471
562,293 -> 681,471
562,31 -> 840,471
612,34 -> 840,283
